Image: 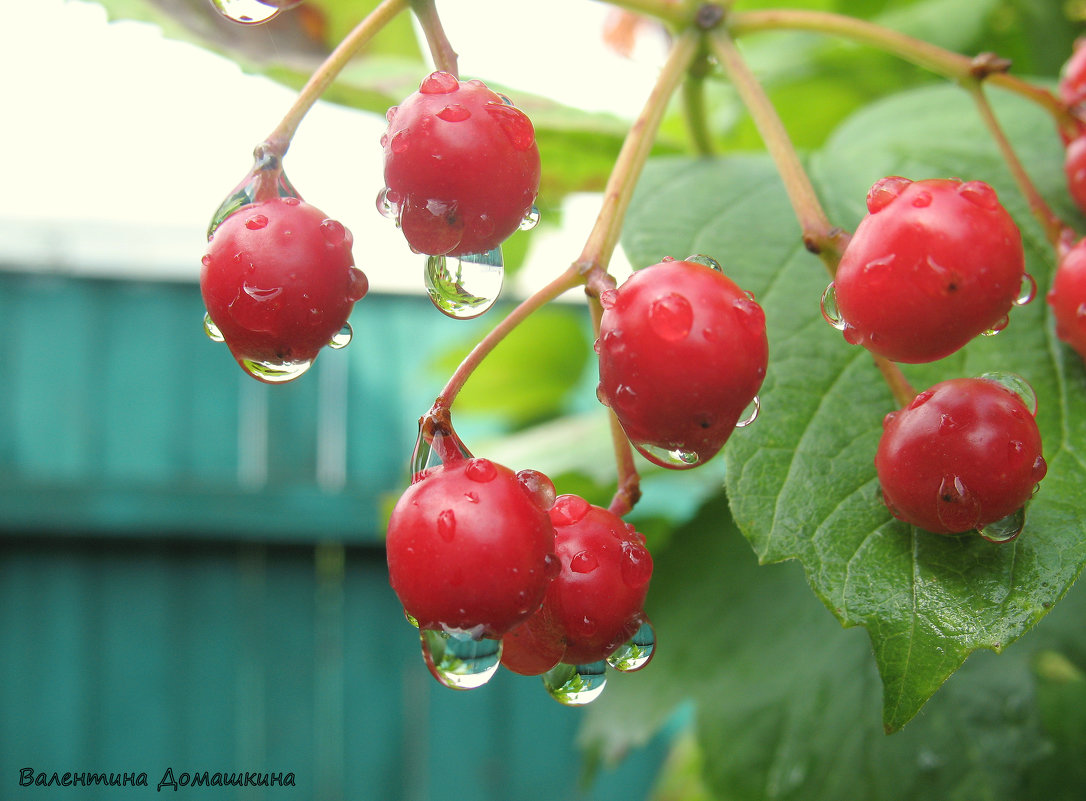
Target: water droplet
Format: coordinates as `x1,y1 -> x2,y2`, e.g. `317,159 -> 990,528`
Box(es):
982,315 -> 1010,336
485,103 -> 536,150
911,191 -> 933,208
425,249 -> 504,319
207,165 -> 300,239
240,356 -> 314,384
328,322 -> 353,349
404,609 -> 420,628
320,219 -> 348,246
419,71 -> 460,95
958,180 -> 1000,210
978,507 -> 1026,543
420,629 -> 502,690
735,396 -> 761,428
410,415 -> 471,480
620,542 -> 652,589
209,0 -> 280,24
516,469 -> 556,511
1032,455 -> 1048,482
938,413 -> 962,433
1015,273 -> 1037,306
437,509 -> 456,542
866,176 -> 911,212
390,130 -> 410,154
542,661 -> 608,706
465,458 -> 498,483
203,313 -> 225,342
376,187 -> 401,220
437,104 -> 471,122
732,297 -> 766,334
570,550 -> 598,574
497,93 -> 514,106
649,293 -> 693,341
908,389 -> 935,410
346,267 -> 369,302
519,205 -> 541,231
685,254 -> 723,272
820,283 -> 847,330
551,494 -> 591,526
599,289 -> 618,310
936,475 -> 981,532
978,372 -> 1038,415
634,442 -> 700,469
245,213 -> 268,230
607,620 -> 656,672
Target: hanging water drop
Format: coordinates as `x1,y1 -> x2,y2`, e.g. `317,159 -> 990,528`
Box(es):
516,469 -> 556,511
328,322 -> 353,350
208,166 -> 299,238
425,247 -> 504,319
404,609 -> 420,628
542,661 -> 608,706
203,313 -> 225,343
420,629 -> 502,690
981,314 -> 1010,336
1015,273 -> 1037,306
820,283 -> 847,330
519,206 -> 541,231
634,442 -> 700,469
735,396 -> 761,428
977,506 -> 1026,543
410,414 -> 472,480
606,620 -> 656,672
240,356 -> 314,384
209,0 -> 280,24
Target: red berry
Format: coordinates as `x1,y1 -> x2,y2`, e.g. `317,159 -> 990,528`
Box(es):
385,457 -> 557,638
201,196 -> 368,382
828,177 -> 1027,363
379,72 -> 541,257
1060,39 -> 1086,109
874,376 -> 1047,538
501,496 -> 652,672
1047,236 -> 1086,360
1065,136 -> 1086,217
596,257 -> 768,469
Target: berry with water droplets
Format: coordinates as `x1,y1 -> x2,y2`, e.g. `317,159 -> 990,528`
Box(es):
828,177 -> 1027,363
379,71 -> 541,258
1060,38 -> 1086,109
201,196 -> 368,382
501,496 -> 652,672
875,376 -> 1047,537
595,258 -> 768,469
1048,236 -> 1086,361
1064,136 -> 1086,217
385,457 -> 557,638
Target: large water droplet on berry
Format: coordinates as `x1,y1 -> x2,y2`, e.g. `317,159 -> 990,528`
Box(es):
978,372 -> 1038,415
346,267 -> 369,302
209,0 -> 280,24
620,542 -> 652,589
866,176 -> 911,213
437,104 -> 471,122
485,103 -> 536,151
977,506 -> 1026,543
420,629 -> 502,690
958,180 -> 1000,210
465,458 -> 498,483
376,187 -> 402,221
1015,273 -> 1037,306
245,213 -> 269,230
570,550 -> 599,574
606,620 -> 656,672
820,283 -> 847,330
551,494 -> 591,526
735,396 -> 761,428
437,509 -> 457,542
911,191 -> 933,208
685,254 -> 723,272
410,413 -> 471,480
328,322 -> 353,350
542,661 -> 608,706
208,166 -> 300,238
516,469 -> 556,511
240,356 -> 314,384
936,475 -> 981,532
634,442 -> 701,469
419,71 -> 460,95
203,313 -> 225,342
519,206 -> 541,231
649,293 -> 693,342
425,249 -> 504,319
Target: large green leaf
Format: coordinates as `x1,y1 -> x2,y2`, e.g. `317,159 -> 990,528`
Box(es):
618,84 -> 1086,731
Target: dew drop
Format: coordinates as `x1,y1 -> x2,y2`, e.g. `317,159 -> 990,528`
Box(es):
516,469 -> 556,511
346,267 -> 369,302
437,509 -> 457,542
1032,454 -> 1049,482
735,395 -> 761,428
485,103 -> 536,150
519,205 -> 541,231
420,629 -> 502,690
732,297 -> 766,334
410,416 -> 471,480
936,475 -> 982,532
982,315 -> 1010,336
425,249 -> 504,320
376,187 -> 401,220
1015,273 -> 1037,306
465,458 -> 498,483
908,389 -> 935,410
570,550 -> 599,574
437,104 -> 471,122
649,293 -> 693,342
542,661 -> 608,706
911,191 -> 933,208
240,356 -> 314,384
978,372 -> 1038,415
328,322 -> 353,350
977,507 -> 1026,543
634,442 -> 700,469
245,213 -> 268,230
207,168 -> 300,239
958,180 -> 1000,210
404,609 -> 420,628
866,176 -> 912,212
390,130 -> 410,154
606,620 -> 656,672
685,254 -> 723,272
203,313 -> 225,343
209,0 -> 280,24
599,289 -> 618,310
419,71 -> 460,95
620,542 -> 652,589
551,494 -> 591,526
820,283 -> 847,331
320,218 -> 347,246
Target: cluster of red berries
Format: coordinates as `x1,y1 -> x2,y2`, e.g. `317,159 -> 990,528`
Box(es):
821,175 -> 1046,541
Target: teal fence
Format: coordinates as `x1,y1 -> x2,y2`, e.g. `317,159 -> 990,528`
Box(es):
0,271 -> 668,800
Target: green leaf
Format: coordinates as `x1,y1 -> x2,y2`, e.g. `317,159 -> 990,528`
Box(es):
619,84 -> 1086,731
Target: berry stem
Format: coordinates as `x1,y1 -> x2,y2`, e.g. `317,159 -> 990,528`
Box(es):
263,0 -> 409,154
728,8 -> 1080,140
707,29 -> 848,271
873,357 -> 917,409
410,0 -> 458,77
965,83 -> 1070,249
682,48 -> 717,156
